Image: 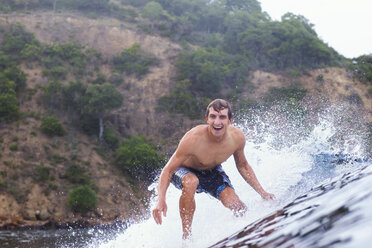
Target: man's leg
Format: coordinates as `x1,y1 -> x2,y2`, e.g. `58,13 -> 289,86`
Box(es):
180,173 -> 199,239
218,186 -> 247,216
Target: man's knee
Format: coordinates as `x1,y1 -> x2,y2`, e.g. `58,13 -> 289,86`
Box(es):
181,173 -> 199,192
219,186 -> 246,213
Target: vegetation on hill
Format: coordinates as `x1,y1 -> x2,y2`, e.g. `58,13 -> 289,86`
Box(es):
0,45 -> 27,121
0,21 -> 164,213
351,55 -> 372,85
139,0 -> 344,118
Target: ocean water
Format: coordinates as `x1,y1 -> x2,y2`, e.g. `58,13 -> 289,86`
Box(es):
0,104 -> 371,248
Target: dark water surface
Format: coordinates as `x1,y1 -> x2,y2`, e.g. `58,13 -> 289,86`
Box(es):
0,226 -> 122,248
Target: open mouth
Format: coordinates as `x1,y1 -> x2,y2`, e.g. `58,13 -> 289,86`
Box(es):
213,126 -> 223,131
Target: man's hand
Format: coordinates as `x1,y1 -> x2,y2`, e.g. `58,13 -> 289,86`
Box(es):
261,191 -> 275,200
152,199 -> 167,225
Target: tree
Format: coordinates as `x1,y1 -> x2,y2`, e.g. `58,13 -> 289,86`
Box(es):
158,79 -> 202,119
0,80 -> 18,121
142,1 -> 165,21
0,64 -> 27,93
224,0 -> 262,13
40,115 -> 65,136
11,0 -> 39,11
63,0 -> 110,13
199,1 -> 226,33
142,1 -> 167,32
112,43 -> 158,78
52,0 -> 59,11
62,81 -> 87,113
351,55 -> 372,84
223,10 -> 267,54
2,23 -> 39,58
82,83 -> 123,140
21,43 -> 42,61
0,52 -> 23,121
42,81 -> 65,109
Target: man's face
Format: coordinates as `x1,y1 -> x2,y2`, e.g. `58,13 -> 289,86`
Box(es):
206,107 -> 232,139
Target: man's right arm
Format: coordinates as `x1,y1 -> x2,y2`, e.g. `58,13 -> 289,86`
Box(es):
157,153 -> 181,202
152,146 -> 188,225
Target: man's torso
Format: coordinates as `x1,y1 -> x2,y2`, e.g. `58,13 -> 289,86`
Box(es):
180,125 -> 242,170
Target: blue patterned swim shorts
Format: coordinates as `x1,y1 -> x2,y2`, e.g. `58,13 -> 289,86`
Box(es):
170,165 -> 234,199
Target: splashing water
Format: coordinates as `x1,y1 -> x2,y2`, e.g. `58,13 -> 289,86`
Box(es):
97,104 -> 371,248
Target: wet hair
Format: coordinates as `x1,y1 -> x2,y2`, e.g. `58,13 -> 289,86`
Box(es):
205,99 -> 233,120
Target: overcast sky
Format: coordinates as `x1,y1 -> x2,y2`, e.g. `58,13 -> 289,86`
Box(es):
259,0 -> 372,58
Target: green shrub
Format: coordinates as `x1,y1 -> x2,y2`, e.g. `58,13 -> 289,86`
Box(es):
49,153 -> 66,165
66,164 -> 91,185
91,72 -> 106,84
0,3 -> 12,13
316,74 -> 324,83
41,42 -> 89,78
157,79 -> 204,120
42,66 -> 68,80
114,7 -> 138,21
21,43 -> 42,61
2,65 -> 27,92
34,165 -> 51,182
41,81 -> 65,110
9,144 -> 18,151
67,186 -> 98,213
367,88 -> 372,98
103,128 -> 120,150
263,84 -> 307,104
8,187 -> 25,203
115,136 -> 164,180
40,116 -> 65,136
0,80 -> 19,121
286,69 -> 302,78
112,43 -> 158,78
2,23 -> 39,61
1,171 -> 7,178
108,72 -> 123,85
351,55 -> 372,85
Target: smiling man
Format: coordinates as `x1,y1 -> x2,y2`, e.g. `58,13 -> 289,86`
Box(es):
152,99 -> 275,239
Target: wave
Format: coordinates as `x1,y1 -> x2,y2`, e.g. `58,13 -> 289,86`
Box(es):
97,104 -> 371,248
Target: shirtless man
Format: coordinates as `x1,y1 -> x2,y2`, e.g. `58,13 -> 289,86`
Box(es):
152,99 -> 275,239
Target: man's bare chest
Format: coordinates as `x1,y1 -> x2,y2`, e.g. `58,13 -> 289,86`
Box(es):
185,143 -> 236,169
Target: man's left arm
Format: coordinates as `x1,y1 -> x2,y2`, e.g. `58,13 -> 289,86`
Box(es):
233,133 -> 275,200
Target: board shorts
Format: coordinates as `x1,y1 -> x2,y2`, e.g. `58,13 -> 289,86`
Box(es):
170,165 -> 234,199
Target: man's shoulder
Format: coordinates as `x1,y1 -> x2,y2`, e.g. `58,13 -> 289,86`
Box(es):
177,125 -> 206,155
186,124 -> 208,136
180,125 -> 206,143
229,125 -> 246,146
229,125 -> 244,137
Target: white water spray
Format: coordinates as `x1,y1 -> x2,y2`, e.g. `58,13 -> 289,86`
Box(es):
97,105 -> 369,248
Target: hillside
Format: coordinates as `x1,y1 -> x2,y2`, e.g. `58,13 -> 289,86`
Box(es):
0,6 -> 371,229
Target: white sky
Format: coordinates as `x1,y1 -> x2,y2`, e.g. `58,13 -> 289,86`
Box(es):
259,0 -> 372,58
